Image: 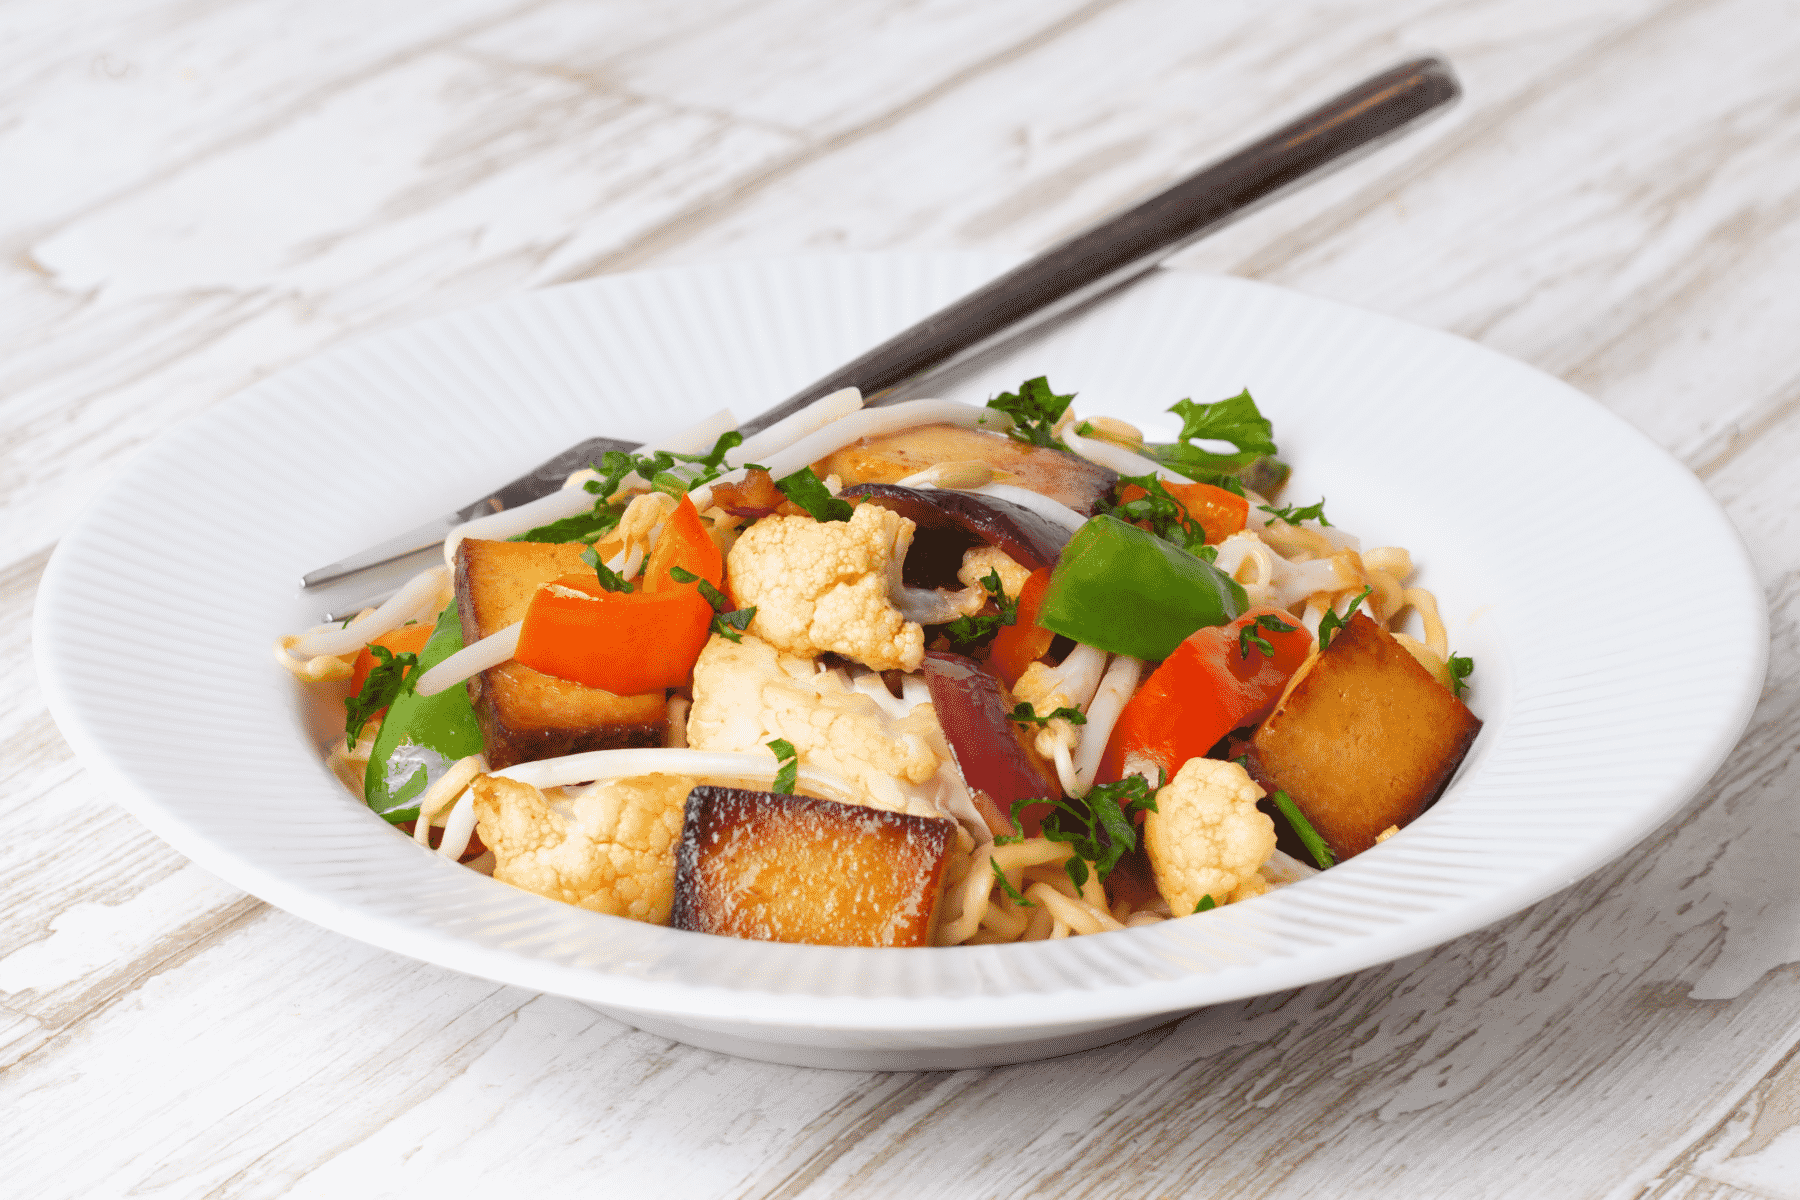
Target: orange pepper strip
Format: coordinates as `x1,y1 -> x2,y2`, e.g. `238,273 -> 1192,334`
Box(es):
514,496 -> 723,695
640,494 -> 724,594
985,567 -> 1056,687
1099,605 -> 1313,784
1118,479 -> 1249,544
348,621 -> 437,694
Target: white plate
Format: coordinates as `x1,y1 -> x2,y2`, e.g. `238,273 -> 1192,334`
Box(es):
34,253 -> 1766,1071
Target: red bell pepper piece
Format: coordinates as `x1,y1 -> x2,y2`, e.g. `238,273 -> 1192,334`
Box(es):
985,566 -> 1055,687
1116,478 -> 1249,544
513,495 -> 723,695
1100,605 -> 1313,783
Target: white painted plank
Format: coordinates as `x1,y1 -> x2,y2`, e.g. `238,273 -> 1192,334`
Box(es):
4,0 -> 1800,1197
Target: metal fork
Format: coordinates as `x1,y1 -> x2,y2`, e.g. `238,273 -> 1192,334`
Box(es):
303,56 -> 1459,614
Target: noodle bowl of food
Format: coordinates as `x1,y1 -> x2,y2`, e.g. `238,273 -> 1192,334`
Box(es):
34,254 -> 1765,1069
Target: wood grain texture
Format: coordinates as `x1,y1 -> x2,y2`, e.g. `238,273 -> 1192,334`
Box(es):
4,0 -> 1800,1196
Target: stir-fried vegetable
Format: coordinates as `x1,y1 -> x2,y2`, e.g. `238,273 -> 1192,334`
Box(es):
985,566 -> 1054,686
1113,477 -> 1249,548
285,373 -> 1482,951
1101,606 -> 1314,784
364,604 -> 484,822
513,495 -> 723,695
1037,515 -> 1247,661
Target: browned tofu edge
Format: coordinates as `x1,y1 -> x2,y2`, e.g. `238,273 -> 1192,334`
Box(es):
1247,613 -> 1481,860
670,786 -> 956,947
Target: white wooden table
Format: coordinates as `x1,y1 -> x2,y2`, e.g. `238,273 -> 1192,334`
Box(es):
6,2 -> 1798,1196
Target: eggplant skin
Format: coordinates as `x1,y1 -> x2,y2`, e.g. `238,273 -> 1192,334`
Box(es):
919,651 -> 1058,838
841,483 -> 1067,590
671,786 -> 955,947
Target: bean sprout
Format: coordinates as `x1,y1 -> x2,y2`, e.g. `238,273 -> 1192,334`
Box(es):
286,566 -> 449,660
442,408 -> 734,564
1070,654 -> 1143,797
414,621 -> 521,697
690,399 -> 1005,510
727,388 -> 863,467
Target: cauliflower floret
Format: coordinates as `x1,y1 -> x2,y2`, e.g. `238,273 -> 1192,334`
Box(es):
686,632 -> 948,817
1011,660 -> 1080,762
1144,757 -> 1278,914
957,546 -> 1032,600
471,772 -> 691,922
726,504 -> 924,671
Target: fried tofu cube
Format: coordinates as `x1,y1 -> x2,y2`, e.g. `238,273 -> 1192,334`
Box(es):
1247,613 -> 1481,860
455,538 -> 666,769
815,422 -> 1117,515
670,786 -> 956,947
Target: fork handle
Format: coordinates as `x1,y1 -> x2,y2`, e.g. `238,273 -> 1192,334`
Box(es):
738,55 -> 1459,435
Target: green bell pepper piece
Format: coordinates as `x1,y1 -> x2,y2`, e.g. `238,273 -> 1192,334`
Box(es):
1038,515 -> 1247,661
364,603 -> 485,823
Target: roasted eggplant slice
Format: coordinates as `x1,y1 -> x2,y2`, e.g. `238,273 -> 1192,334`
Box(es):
670,786 -> 957,947
919,651 -> 1059,837
818,422 -> 1117,515
1246,613 -> 1481,860
455,539 -> 666,769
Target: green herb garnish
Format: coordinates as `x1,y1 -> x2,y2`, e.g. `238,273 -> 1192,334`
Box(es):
1316,586 -> 1372,652
767,738 -> 799,795
344,645 -> 419,745
990,858 -> 1035,907
774,466 -> 854,522
1144,390 -> 1282,493
1271,789 -> 1335,870
1010,702 -> 1087,729
942,569 -> 1018,650
986,376 -> 1074,448
1259,497 -> 1330,526
668,565 -> 758,643
993,797 -> 1037,846
1108,473 -> 1210,554
1002,773 -> 1162,890
1238,613 -> 1299,660
1193,895 -> 1216,913
1447,652 -> 1475,699
579,544 -> 634,593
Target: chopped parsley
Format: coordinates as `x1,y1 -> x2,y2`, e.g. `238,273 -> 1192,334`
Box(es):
1238,613 -> 1298,660
343,645 -> 418,745
1316,586 -> 1372,652
1193,894 -> 1216,913
1010,702 -> 1087,729
767,738 -> 799,795
579,544 -> 634,593
774,466 -> 854,523
986,376 -> 1074,448
942,569 -> 1018,650
1447,652 -> 1476,698
1259,497 -> 1330,526
990,858 -> 1034,907
993,797 -> 1037,846
1271,789 -> 1336,870
1108,473 -> 1210,554
669,565 -> 758,643
1005,773 -> 1163,890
